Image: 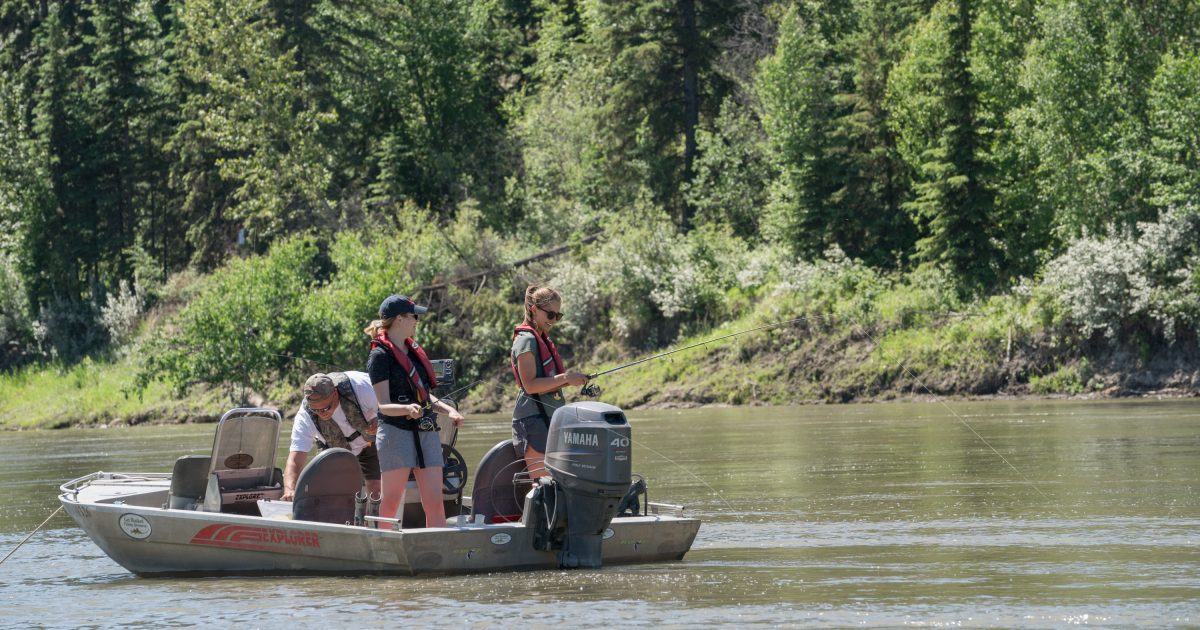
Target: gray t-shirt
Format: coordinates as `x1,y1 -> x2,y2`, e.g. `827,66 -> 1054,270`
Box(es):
512,331 -> 565,421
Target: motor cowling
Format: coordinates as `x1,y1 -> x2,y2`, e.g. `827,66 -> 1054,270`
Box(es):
538,401 -> 632,568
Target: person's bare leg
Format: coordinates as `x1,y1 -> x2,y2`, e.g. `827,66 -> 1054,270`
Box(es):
414,467 -> 446,527
524,447 -> 548,478
379,468 -> 410,528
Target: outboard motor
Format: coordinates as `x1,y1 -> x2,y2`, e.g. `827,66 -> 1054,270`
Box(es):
530,401 -> 632,568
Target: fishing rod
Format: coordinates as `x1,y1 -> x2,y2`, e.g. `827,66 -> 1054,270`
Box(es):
586,317 -> 808,380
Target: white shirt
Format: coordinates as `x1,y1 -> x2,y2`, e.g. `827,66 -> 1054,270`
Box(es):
289,371 -> 380,456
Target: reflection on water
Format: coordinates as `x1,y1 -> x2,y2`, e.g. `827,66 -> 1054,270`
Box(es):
1,399 -> 1198,627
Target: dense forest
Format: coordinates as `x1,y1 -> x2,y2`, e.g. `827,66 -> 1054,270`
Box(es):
1,0 -> 1198,423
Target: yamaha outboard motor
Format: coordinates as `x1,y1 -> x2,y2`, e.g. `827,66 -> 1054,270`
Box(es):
530,401 -> 631,568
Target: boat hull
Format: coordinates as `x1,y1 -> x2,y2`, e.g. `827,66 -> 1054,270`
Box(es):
59,478 -> 700,576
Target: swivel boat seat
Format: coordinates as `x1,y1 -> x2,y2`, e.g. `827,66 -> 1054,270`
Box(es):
199,408 -> 285,514
166,455 -> 211,510
291,447 -> 364,524
468,439 -> 532,524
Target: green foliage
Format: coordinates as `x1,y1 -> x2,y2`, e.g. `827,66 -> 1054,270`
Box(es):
141,236 -> 323,396
1029,359 -> 1092,395
0,252 -> 34,368
1147,50 -> 1200,211
757,6 -> 838,257
549,206 -> 749,351
4,0 -> 1200,417
137,205 -> 525,397
365,0 -> 510,216
685,97 -> 771,239
173,0 -> 334,244
888,0 -> 998,292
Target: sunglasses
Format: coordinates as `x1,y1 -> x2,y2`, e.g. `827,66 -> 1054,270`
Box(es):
308,397 -> 337,414
538,306 -> 563,321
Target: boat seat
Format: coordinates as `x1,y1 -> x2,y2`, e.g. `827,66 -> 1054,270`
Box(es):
167,455 -> 212,510
292,447 -> 364,524
199,408 -> 285,513
469,439 -> 531,524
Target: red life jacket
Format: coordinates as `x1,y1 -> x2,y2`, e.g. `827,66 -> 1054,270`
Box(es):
371,333 -> 438,403
510,324 -> 563,391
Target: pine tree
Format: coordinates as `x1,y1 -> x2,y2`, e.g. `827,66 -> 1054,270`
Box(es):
826,0 -> 925,268
756,5 -> 838,258
889,0 -> 997,292
585,0 -> 740,229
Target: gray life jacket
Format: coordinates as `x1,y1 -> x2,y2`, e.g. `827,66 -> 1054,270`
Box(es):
310,372 -> 375,451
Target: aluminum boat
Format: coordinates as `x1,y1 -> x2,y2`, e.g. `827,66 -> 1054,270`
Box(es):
59,403 -> 700,576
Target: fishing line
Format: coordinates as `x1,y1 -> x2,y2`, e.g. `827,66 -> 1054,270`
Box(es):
841,316 -> 1052,501
489,377 -> 739,513
0,506 -> 63,567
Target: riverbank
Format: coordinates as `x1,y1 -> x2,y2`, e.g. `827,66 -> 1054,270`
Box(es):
3,324 -> 1195,430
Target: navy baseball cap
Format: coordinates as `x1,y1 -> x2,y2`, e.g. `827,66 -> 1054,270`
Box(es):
379,294 -> 428,318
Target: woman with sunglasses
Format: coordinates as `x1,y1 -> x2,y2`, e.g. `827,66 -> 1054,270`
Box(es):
510,284 -> 590,478
365,294 -> 464,528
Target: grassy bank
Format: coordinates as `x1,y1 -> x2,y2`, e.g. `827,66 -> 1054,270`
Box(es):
2,291 -> 1195,430
3,206 -> 1197,430
0,353 -> 228,430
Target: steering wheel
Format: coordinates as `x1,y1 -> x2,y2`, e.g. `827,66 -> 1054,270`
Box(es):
442,444 -> 468,496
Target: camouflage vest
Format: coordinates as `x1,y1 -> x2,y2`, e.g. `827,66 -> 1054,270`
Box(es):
312,372 -> 374,450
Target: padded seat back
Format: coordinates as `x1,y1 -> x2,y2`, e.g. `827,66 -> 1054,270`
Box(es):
292,447 -> 364,524
469,440 -> 529,523
168,455 -> 211,509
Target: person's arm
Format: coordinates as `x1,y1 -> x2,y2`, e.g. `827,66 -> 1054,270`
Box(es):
367,352 -> 421,419
515,351 -> 589,395
372,380 -> 422,419
281,450 -> 308,501
430,395 -> 465,427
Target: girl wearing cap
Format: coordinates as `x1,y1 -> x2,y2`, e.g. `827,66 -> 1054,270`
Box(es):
511,284 -> 590,477
365,294 -> 465,528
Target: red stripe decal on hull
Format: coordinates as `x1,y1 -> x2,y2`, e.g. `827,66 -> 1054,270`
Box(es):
190,524 -> 320,551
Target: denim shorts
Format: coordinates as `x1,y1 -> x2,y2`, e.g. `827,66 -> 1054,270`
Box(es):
512,415 -> 550,456
377,422 -> 444,470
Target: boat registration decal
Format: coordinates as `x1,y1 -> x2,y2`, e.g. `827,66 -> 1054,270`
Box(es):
190,524 -> 320,551
489,532 -> 511,545
119,514 -> 152,540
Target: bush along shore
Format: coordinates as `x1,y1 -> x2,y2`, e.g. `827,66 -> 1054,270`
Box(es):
2,208 -> 1196,430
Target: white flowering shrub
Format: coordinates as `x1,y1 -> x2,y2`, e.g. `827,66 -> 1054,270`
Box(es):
548,207 -> 751,348
1040,205 -> 1200,343
31,295 -> 106,362
101,280 -> 145,349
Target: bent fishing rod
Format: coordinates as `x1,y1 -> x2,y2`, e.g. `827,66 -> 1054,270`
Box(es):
586,317 -> 808,380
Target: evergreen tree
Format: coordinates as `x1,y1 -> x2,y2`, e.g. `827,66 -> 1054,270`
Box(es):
584,0 -> 740,229
826,0 -> 925,268
81,0 -> 153,282
889,0 -> 997,292
756,5 -> 839,258
170,0 -> 333,256
366,0 -> 509,219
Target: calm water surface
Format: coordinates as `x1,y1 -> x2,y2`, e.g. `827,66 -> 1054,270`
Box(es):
1,399 -> 1198,628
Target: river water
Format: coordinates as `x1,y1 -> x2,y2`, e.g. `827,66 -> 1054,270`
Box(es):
1,399 -> 1198,628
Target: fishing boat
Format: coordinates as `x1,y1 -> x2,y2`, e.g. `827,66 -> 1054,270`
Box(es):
58,402 -> 700,576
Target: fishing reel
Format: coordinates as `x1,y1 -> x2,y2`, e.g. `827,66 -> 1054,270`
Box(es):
580,383 -> 602,398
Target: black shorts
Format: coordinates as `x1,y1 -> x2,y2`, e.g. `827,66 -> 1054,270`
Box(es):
357,444 -> 381,480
